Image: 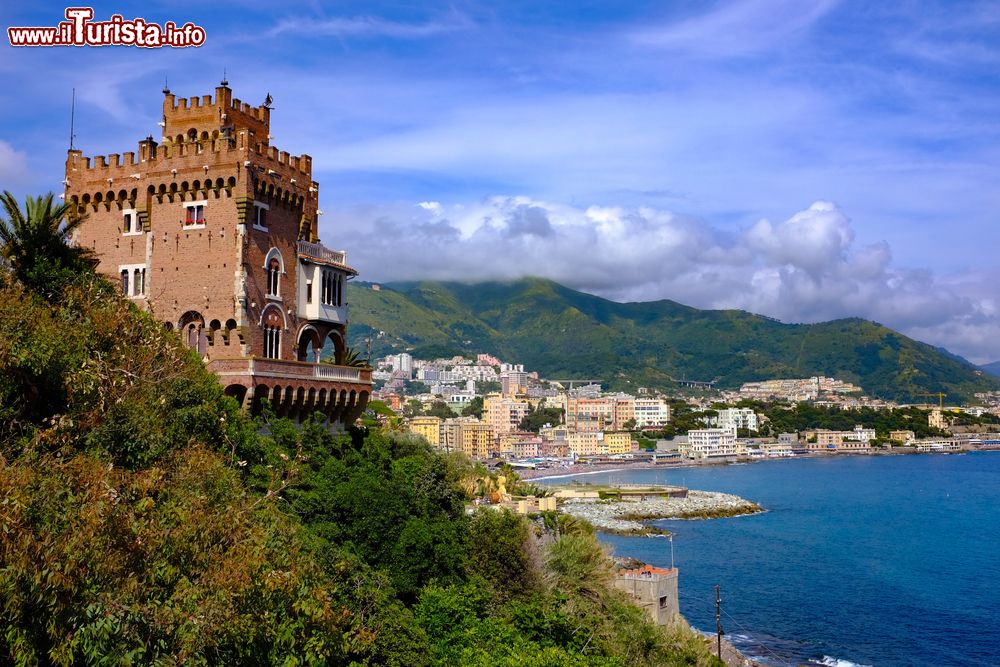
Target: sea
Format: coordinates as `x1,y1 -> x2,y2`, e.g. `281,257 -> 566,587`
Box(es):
538,452 -> 1000,667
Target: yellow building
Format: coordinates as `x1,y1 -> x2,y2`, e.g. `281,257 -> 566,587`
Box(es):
568,431 -> 602,456
929,409 -> 950,431
460,421 -> 496,459
602,431 -> 632,455
409,416 -> 442,447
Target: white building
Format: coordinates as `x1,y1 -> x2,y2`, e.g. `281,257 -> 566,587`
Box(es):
685,429 -> 737,460
713,408 -> 758,433
501,371 -> 529,396
390,353 -> 413,378
846,425 -> 876,442
633,397 -> 671,428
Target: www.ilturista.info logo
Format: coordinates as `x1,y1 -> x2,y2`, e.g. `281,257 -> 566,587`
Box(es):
7,8 -> 205,48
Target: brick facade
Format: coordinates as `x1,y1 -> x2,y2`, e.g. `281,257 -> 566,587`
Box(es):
65,82 -> 371,423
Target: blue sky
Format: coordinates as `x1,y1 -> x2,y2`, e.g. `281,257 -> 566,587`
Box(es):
2,1 -> 999,362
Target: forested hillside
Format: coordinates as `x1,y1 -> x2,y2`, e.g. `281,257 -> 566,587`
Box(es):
0,193 -> 721,665
348,278 -> 998,402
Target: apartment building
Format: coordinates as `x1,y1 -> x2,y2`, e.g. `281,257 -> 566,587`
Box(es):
684,429 -> 737,460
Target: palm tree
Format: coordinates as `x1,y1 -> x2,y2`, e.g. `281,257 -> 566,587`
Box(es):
320,346 -> 370,368
0,191 -> 93,297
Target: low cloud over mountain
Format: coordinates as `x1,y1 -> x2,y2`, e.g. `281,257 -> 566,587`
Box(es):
328,197 -> 999,364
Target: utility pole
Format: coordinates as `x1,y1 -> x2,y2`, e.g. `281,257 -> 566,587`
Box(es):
715,584 -> 724,660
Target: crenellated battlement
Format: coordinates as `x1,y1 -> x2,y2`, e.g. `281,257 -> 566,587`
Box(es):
65,84 -> 318,217
161,84 -> 271,144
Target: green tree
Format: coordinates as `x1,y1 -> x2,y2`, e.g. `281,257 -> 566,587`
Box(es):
519,404 -> 564,432
466,509 -> 539,601
0,191 -> 94,299
462,395 -> 484,418
426,400 -> 456,419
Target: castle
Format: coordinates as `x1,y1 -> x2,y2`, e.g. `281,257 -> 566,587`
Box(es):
64,81 -> 371,425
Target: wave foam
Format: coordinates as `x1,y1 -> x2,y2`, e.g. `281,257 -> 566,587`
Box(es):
819,656 -> 874,667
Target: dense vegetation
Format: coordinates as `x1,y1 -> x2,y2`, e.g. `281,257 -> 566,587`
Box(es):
754,402 -> 998,438
347,278 -> 998,402
0,194 -> 721,665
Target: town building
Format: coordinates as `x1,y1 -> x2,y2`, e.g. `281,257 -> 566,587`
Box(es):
713,407 -> 758,433
929,409 -> 950,431
614,565 -> 680,626
737,376 -> 862,402
602,431 -> 633,456
633,397 -> 670,428
813,426 -> 874,451
441,417 -> 496,459
501,370 -> 529,396
408,416 -> 442,447
484,394 -> 531,434
65,83 -> 371,424
567,431 -> 603,457
390,353 -> 413,378
684,429 -> 737,460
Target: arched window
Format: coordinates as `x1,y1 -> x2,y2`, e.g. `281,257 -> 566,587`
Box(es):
260,304 -> 286,359
267,258 -> 280,296
133,268 -> 144,295
263,248 -> 284,298
120,269 -> 129,295
320,269 -> 344,307
263,326 -> 281,359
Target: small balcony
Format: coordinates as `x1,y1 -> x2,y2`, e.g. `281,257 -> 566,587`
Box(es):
209,357 -> 372,424
296,240 -> 357,324
297,240 -> 350,268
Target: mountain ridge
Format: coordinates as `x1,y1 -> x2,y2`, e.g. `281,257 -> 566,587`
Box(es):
346,277 -> 998,401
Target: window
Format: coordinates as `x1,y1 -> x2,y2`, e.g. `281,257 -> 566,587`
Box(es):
321,269 -> 343,307
306,280 -> 313,304
119,264 -> 147,297
263,326 -> 281,359
183,201 -> 206,228
123,209 -> 141,235
659,596 -> 669,609
266,258 -> 280,297
133,268 -> 145,295
253,202 -> 268,231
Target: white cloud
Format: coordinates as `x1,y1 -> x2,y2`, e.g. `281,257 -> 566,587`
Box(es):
327,197 -> 1000,364
629,0 -> 840,57
0,140 -> 30,185
270,14 -> 471,39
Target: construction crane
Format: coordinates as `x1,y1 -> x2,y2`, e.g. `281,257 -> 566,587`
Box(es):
917,392 -> 946,409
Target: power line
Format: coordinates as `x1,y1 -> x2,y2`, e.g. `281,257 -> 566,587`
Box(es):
678,591 -> 789,666
715,585 -> 724,660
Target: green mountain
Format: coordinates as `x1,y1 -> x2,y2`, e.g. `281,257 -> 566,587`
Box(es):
346,278 -> 999,402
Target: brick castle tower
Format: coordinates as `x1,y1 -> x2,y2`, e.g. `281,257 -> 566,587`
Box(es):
64,81 -> 371,424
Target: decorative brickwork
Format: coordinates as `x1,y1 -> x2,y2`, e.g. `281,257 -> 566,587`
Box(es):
65,82 -> 369,425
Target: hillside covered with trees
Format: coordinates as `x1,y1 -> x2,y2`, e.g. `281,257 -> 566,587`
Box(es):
347,279 -> 998,402
0,192 -> 721,664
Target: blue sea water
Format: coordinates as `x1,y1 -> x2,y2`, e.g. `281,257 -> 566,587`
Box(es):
539,453 -> 1000,667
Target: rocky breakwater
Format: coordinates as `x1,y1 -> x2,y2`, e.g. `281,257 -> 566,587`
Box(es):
561,490 -> 764,536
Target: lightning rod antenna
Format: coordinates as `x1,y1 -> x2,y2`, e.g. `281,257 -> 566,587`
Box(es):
69,87 -> 76,151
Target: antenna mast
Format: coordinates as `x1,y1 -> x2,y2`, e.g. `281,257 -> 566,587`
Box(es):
69,88 -> 76,150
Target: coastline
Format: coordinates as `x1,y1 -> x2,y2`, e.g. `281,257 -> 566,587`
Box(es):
559,490 -> 764,535
520,447 -> 995,482
534,453 -> 993,666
